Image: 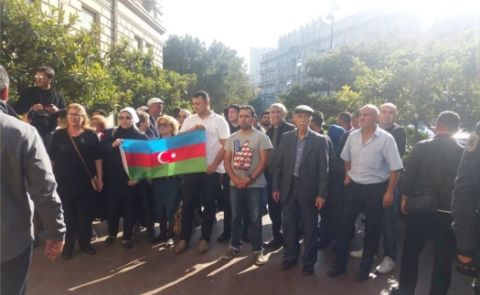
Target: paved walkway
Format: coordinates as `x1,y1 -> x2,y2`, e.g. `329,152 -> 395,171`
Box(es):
28,214 -> 471,295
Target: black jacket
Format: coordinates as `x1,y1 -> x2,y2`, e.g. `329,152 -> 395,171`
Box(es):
272,129 -> 330,202
400,134 -> 463,211
452,123 -> 480,256
14,86 -> 66,136
102,127 -> 148,188
266,120 -> 295,174
146,113 -> 159,139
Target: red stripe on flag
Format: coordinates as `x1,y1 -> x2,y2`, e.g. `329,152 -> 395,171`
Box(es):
124,143 -> 206,167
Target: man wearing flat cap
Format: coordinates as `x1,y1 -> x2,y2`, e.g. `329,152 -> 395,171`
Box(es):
272,105 -> 330,275
146,97 -> 164,139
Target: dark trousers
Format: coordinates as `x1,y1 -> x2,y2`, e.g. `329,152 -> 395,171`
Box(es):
266,172 -> 283,241
398,213 -> 456,295
1,244 -> 32,295
61,195 -> 92,251
282,179 -> 319,267
137,181 -> 155,236
335,181 -> 387,274
222,174 -> 232,235
327,170 -> 347,241
106,186 -> 137,241
382,188 -> 400,260
180,172 -> 220,243
153,178 -> 181,223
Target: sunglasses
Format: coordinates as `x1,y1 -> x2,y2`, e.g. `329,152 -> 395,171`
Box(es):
68,113 -> 83,118
158,123 -> 171,128
118,116 -> 132,120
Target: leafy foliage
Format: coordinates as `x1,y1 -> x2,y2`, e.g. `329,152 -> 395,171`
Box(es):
0,0 -> 196,113
281,36 -> 480,128
164,35 -> 254,112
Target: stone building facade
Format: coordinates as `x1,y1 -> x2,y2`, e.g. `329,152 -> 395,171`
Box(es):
36,0 -> 165,65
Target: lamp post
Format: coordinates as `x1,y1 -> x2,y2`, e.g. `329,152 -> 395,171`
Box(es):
296,58 -> 303,84
326,12 -> 335,50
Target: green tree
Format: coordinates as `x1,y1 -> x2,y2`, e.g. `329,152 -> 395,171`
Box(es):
106,42 -> 196,113
0,0 -> 118,110
163,35 -> 254,111
0,0 -> 197,114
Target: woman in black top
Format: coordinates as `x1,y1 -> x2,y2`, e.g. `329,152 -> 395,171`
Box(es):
102,107 -> 147,249
48,103 -> 103,259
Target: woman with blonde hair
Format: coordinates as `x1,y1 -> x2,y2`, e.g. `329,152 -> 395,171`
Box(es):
48,103 -> 103,259
152,115 -> 181,246
91,114 -> 108,141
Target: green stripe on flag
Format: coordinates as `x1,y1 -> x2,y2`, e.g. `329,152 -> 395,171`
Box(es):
128,157 -> 207,180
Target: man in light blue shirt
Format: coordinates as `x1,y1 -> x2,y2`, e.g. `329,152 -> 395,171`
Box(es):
328,104 -> 403,282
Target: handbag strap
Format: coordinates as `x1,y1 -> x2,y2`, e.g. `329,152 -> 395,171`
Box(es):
67,131 -> 94,179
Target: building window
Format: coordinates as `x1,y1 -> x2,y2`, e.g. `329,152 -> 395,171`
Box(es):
80,7 -> 97,30
145,42 -> 153,52
134,36 -> 143,50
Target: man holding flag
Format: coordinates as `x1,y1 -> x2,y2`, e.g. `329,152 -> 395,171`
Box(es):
174,90 -> 230,254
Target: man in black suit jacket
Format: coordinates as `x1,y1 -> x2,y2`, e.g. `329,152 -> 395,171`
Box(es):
264,103 -> 295,249
272,105 -> 330,275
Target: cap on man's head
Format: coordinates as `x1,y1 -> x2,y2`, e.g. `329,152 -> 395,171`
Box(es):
294,105 -> 314,115
147,97 -> 164,106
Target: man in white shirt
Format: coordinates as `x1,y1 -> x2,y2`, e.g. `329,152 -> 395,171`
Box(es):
328,104 -> 403,282
174,90 -> 230,254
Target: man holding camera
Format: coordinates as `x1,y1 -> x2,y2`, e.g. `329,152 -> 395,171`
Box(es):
14,65 -> 66,144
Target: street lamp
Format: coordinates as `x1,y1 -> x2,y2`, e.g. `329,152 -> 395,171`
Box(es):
326,13 -> 335,50
296,58 -> 303,84
326,0 -> 340,50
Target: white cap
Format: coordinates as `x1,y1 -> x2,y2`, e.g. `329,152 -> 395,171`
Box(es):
147,97 -> 164,106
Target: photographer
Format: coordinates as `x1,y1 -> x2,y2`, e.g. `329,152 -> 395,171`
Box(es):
452,122 -> 480,293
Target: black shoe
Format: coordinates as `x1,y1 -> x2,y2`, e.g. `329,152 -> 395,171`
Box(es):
33,238 -> 40,248
354,271 -> 370,282
123,240 -> 133,249
151,234 -> 167,244
80,245 -> 96,255
303,265 -> 314,275
281,260 -> 297,271
327,266 -> 347,278
263,238 -> 283,249
217,232 -> 231,242
62,250 -> 73,260
317,239 -> 330,249
105,236 -> 115,245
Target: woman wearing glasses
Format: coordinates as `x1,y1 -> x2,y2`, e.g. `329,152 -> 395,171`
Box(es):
152,115 -> 182,247
48,103 -> 103,259
102,107 -> 147,249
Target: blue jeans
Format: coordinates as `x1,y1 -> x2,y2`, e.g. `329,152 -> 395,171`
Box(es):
230,187 -> 263,252
382,187 -> 400,261
153,177 -> 181,223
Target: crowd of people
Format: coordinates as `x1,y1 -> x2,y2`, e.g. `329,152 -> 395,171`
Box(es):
2,64 -> 480,295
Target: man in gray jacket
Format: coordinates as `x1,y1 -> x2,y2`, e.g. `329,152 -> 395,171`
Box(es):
0,65 -> 66,295
272,105 -> 330,275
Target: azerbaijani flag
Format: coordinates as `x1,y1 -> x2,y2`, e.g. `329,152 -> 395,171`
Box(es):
120,130 -> 207,180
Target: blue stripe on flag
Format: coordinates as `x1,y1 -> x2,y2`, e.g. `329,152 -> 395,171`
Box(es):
121,130 -> 206,154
